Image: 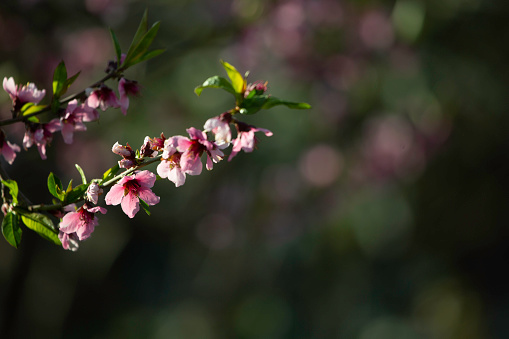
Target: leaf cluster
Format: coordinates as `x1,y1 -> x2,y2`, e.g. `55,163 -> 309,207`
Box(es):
194,60 -> 311,115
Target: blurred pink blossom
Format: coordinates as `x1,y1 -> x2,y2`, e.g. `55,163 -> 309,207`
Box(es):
359,11 -> 394,50
3,77 -> 46,110
23,120 -> 61,160
118,78 -> 140,115
0,134 -> 20,165
60,99 -> 89,144
86,85 -> 120,111
58,231 -> 79,251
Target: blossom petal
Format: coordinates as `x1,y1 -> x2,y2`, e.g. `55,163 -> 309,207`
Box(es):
104,184 -> 125,205
61,122 -> 74,144
121,192 -> 139,218
168,168 -> 186,187
59,211 -> 81,234
134,170 -> 156,188
186,127 -> 207,141
180,152 -> 202,175
137,187 -> 160,206
2,141 -> 20,165
157,160 -> 171,178
3,77 -> 16,99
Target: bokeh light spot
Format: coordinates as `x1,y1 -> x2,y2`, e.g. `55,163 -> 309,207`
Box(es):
299,144 -> 343,187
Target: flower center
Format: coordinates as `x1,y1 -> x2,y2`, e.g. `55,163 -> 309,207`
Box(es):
124,179 -> 141,196
79,208 -> 94,224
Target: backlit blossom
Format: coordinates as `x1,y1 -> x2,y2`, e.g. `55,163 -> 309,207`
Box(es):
86,182 -> 103,205
86,85 -> 120,111
203,112 -> 232,148
60,100 -> 88,144
157,136 -> 188,187
112,141 -> 136,169
23,120 -> 61,160
177,127 -> 224,175
59,203 -> 107,241
118,78 -> 141,115
3,77 -> 46,110
104,170 -> 160,218
140,136 -> 158,158
228,122 -> 273,161
58,231 -> 79,251
0,131 -> 20,165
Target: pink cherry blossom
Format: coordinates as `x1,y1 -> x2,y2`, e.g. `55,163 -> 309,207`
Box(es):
104,170 -> 160,218
118,78 -> 141,115
203,112 -> 232,148
23,120 -> 61,160
3,77 -> 46,110
0,140 -> 20,165
157,136 -> 188,187
73,100 -> 100,122
228,122 -> 273,161
86,85 -> 120,111
177,127 -> 224,175
59,203 -> 107,241
58,231 -> 79,251
0,131 -> 20,165
60,100 -> 89,144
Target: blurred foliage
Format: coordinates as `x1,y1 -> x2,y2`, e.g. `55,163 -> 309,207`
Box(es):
0,0 -> 508,338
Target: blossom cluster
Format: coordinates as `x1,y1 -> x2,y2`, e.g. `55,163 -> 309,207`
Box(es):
1,72 -> 140,163
0,39 -> 308,252
56,80 -> 273,251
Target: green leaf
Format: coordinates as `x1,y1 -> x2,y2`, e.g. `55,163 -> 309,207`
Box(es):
239,95 -> 312,115
261,96 -> 311,110
135,48 -> 166,64
239,95 -> 270,115
52,61 -> 68,98
1,180 -> 18,205
220,60 -> 246,95
139,199 -> 151,216
64,71 -> 81,93
75,164 -> 87,185
194,76 -> 236,96
109,28 -> 122,64
2,212 -> 22,248
20,213 -> 60,246
128,9 -> 149,59
66,179 -> 73,194
47,172 -> 65,201
20,103 -> 42,122
22,104 -> 48,116
66,184 -> 88,204
123,21 -> 161,68
101,164 -> 120,183
50,98 -> 61,115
